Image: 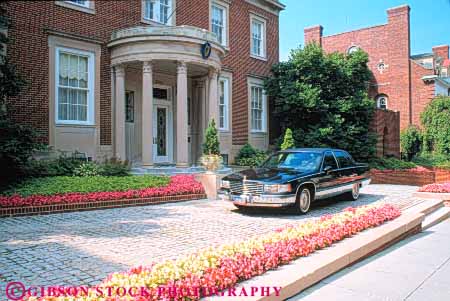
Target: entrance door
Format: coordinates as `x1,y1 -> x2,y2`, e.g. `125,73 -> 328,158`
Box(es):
153,105 -> 169,163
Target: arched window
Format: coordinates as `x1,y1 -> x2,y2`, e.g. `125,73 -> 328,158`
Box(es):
347,45 -> 359,54
376,94 -> 388,109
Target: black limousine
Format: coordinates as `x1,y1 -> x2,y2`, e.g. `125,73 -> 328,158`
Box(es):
218,148 -> 370,214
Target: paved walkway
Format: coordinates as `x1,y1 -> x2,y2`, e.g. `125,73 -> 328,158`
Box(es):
290,219 -> 450,301
0,185 -> 423,289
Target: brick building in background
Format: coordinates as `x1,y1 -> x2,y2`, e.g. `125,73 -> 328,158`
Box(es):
305,5 -> 450,157
3,0 -> 284,165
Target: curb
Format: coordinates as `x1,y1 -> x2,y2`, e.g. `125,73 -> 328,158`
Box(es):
412,191 -> 450,200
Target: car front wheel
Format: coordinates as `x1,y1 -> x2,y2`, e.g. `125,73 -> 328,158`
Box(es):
296,187 -> 312,214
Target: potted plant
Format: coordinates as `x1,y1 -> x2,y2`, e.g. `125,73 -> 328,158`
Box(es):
200,119 -> 222,172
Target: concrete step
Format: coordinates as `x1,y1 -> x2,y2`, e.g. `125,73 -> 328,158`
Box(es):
422,206 -> 450,230
403,198 -> 445,216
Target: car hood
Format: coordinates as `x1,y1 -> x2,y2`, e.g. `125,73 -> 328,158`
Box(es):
223,168 -> 316,184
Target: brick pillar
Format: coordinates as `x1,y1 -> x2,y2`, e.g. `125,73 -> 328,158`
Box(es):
304,25 -> 323,46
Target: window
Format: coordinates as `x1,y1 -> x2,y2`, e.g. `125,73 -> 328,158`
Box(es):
322,152 -> 338,170
250,85 -> 266,132
65,0 -> 89,8
219,77 -> 229,130
347,45 -> 359,54
143,0 -> 172,24
376,94 -> 388,109
262,152 -> 323,172
251,16 -> 266,58
125,91 -> 135,123
211,3 -> 227,46
333,151 -> 354,168
56,47 -> 94,125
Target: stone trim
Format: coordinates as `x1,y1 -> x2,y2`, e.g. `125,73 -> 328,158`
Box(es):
0,194 -> 207,218
55,1 -> 95,14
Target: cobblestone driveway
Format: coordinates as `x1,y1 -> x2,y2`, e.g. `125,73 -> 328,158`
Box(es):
0,184 -> 424,289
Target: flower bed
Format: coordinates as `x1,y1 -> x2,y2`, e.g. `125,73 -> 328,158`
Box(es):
30,203 -> 400,301
419,182 -> 450,193
0,175 -> 204,208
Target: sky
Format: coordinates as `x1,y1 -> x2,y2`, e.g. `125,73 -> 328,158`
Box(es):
279,0 -> 450,61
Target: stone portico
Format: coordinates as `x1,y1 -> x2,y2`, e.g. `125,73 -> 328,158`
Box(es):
108,26 -> 226,166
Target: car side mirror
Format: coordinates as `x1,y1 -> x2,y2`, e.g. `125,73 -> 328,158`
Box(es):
323,166 -> 333,174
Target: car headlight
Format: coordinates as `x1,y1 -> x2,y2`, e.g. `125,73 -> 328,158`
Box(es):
264,184 -> 292,193
221,180 -> 231,189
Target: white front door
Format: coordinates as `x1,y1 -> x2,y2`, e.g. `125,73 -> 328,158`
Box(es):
153,105 -> 170,163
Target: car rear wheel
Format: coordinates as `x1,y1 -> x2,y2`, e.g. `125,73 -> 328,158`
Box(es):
345,183 -> 360,201
296,187 -> 311,214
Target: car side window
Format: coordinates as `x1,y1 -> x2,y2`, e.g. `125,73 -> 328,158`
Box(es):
322,152 -> 338,170
334,151 -> 353,168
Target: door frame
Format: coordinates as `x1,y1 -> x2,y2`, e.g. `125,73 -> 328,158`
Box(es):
152,84 -> 173,164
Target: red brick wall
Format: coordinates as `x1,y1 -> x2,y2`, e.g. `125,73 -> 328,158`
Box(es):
305,5 -> 412,130
370,109 -> 400,158
410,61 -> 435,127
4,0 -> 279,147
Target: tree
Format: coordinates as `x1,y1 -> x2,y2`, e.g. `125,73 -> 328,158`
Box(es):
400,125 -> 422,161
281,128 -> 295,150
0,7 -> 39,185
202,119 -> 220,155
421,96 -> 450,157
265,43 -> 376,161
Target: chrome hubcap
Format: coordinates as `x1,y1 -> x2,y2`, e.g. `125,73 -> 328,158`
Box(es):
300,189 -> 310,212
352,184 -> 360,199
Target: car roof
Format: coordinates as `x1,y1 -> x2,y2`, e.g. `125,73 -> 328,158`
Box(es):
278,148 -> 345,154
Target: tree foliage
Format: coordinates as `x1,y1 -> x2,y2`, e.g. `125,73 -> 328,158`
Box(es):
202,119 -> 220,155
421,96 -> 450,157
400,125 -> 422,161
280,128 -> 295,150
265,43 -> 376,161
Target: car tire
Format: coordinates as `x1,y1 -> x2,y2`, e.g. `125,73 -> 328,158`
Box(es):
296,187 -> 312,214
345,183 -> 360,201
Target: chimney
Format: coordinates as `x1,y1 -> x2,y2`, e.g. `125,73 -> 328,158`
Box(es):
304,25 -> 323,46
387,4 -> 410,23
432,45 -> 449,60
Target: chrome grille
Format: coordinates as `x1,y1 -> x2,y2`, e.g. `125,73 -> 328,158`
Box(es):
229,180 -> 263,196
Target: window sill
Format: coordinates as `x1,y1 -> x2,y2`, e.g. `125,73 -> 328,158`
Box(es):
219,129 -> 231,133
141,18 -> 170,26
250,130 -> 267,134
56,122 -> 96,128
55,1 -> 95,14
250,54 -> 267,61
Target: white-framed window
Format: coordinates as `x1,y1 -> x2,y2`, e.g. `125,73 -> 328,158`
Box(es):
56,47 -> 95,125
250,85 -> 266,132
219,77 -> 229,131
143,0 -> 172,24
65,0 -> 90,8
347,45 -> 359,54
251,16 -> 266,58
376,94 -> 388,110
211,2 -> 227,46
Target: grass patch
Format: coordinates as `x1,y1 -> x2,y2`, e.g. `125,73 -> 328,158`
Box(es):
1,175 -> 170,197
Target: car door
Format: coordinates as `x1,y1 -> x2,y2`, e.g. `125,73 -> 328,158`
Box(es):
333,150 -> 358,187
315,151 -> 341,199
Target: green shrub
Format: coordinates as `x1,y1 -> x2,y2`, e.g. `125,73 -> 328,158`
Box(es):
2,175 -> 170,197
369,157 -> 417,170
281,128 -> 295,150
400,125 -> 422,161
202,119 -> 220,155
421,96 -> 450,156
99,158 -> 130,176
412,152 -> 450,169
73,162 -> 101,177
235,143 -> 268,167
23,155 -> 85,177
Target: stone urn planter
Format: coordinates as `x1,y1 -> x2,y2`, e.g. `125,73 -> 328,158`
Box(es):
200,154 -> 223,173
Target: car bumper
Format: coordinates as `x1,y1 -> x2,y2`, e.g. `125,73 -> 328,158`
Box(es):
218,191 -> 296,208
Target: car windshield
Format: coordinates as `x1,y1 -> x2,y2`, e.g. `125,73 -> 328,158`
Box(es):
261,152 -> 323,172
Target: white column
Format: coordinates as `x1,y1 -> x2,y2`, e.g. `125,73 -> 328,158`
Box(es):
176,61 -> 189,167
142,61 -> 153,166
208,69 -> 219,125
114,65 -> 126,160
